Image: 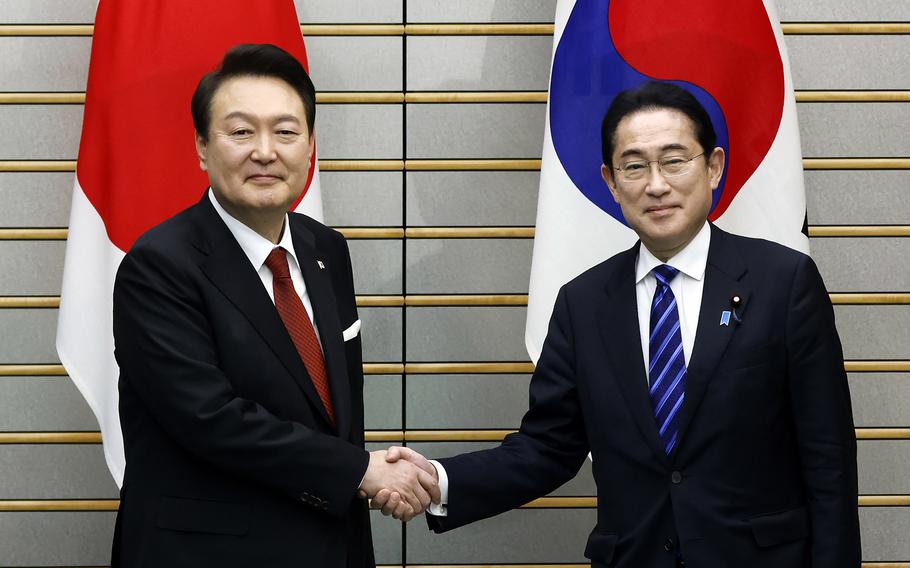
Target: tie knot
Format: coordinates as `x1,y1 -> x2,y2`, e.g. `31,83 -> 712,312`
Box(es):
264,248 -> 291,279
652,264 -> 679,287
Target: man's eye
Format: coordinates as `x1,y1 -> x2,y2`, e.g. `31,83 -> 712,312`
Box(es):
662,157 -> 687,166
231,129 -> 252,137
276,130 -> 299,136
623,162 -> 647,171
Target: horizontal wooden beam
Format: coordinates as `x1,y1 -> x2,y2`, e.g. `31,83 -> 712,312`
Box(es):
2,429 -> 907,446
319,159 -> 404,171
3,361 -> 908,377
4,158 -> 910,173
803,158 -> 910,170
405,362 -> 536,374
2,293 -> 910,309
405,227 -> 535,238
2,22 -> 910,38
6,90 -> 910,105
300,24 -> 404,36
6,225 -> 908,241
1,495 -> 906,512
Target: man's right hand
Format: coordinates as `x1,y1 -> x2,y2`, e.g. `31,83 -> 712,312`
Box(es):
358,450 -> 438,521
369,446 -> 440,520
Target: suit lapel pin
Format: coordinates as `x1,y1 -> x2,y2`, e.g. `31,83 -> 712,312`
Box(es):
317,260 -> 325,270
720,311 -> 731,326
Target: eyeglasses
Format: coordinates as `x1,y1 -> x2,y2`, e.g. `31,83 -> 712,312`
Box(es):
613,152 -> 705,182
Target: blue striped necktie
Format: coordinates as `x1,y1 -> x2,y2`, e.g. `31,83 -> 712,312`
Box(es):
649,264 -> 686,454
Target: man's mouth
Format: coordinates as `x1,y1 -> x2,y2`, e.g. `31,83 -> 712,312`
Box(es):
247,174 -> 282,182
646,205 -> 677,215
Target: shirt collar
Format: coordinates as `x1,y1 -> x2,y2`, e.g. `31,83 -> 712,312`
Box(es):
207,189 -> 301,272
635,221 -> 711,284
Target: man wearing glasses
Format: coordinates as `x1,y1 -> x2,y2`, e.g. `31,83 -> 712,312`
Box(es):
381,81 -> 861,567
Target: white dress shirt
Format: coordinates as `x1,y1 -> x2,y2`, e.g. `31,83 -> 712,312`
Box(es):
208,189 -> 321,345
635,221 -> 710,383
427,222 -> 712,516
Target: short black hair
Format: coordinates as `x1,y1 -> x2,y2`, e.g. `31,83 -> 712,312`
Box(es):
191,43 -> 316,140
600,81 -> 716,167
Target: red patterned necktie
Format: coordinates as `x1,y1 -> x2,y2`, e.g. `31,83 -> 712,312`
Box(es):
264,247 -> 335,425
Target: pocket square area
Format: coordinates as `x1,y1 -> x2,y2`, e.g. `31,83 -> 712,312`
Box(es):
342,319 -> 362,342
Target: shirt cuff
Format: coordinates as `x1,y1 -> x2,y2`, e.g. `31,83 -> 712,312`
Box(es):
427,459 -> 449,517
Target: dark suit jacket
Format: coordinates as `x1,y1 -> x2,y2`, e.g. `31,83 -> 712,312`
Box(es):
429,224 -> 860,567
111,194 -> 373,568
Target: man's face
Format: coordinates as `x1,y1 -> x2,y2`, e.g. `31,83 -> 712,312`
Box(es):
601,107 -> 724,260
195,75 -> 314,223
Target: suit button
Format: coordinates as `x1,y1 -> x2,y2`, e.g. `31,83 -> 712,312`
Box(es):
671,471 -> 682,484
664,538 -> 675,552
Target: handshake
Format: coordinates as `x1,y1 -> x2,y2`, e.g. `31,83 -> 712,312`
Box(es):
358,446 -> 440,522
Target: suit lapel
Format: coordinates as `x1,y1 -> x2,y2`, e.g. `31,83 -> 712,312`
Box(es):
674,225 -> 750,451
191,197 -> 336,431
291,220 -> 353,440
596,244 -> 670,467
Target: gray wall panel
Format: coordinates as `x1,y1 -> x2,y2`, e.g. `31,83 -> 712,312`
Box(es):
0,511 -> 114,565
849,374 -> 910,427
407,171 -> 539,226
406,374 -> 530,428
407,36 -> 552,91
0,105 -> 83,159
776,0 -> 910,21
0,309 -> 58,363
0,0 -> 97,23
317,104 -> 403,159
358,307 -> 402,362
787,36 -> 910,90
798,103 -> 910,157
407,441 -> 596,497
811,238 -> 910,292
296,0 -> 402,23
805,171 -> 910,225
0,37 -> 91,91
307,37 -> 403,91
406,306 -> 527,362
406,508 -> 596,563
0,173 -> 74,227
408,104 -> 546,159
348,239 -> 402,294
322,172 -> 403,227
408,0 -> 558,23
370,510 -> 403,564
406,239 -> 533,293
858,441 -> 910,494
860,507 -> 910,560
0,241 -> 64,295
363,374 -> 402,430
0,377 -> 97,431
0,445 -> 117,499
834,306 -> 910,360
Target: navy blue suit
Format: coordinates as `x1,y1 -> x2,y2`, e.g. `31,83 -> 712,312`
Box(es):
429,224 -> 860,567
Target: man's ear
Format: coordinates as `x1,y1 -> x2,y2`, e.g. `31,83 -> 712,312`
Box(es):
194,131 -> 208,172
601,163 -> 620,203
707,147 -> 725,190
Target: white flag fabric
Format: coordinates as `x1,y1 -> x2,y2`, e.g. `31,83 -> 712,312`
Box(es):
526,0 -> 808,362
56,0 -> 321,486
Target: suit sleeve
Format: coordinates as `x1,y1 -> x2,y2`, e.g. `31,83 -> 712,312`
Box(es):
428,285 -> 590,532
113,243 -> 369,517
785,254 -> 861,566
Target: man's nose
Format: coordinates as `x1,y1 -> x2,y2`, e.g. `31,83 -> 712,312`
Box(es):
251,134 -> 277,162
644,163 -> 671,195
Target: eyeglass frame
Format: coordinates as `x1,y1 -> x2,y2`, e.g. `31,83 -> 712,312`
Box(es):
612,152 -> 707,182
